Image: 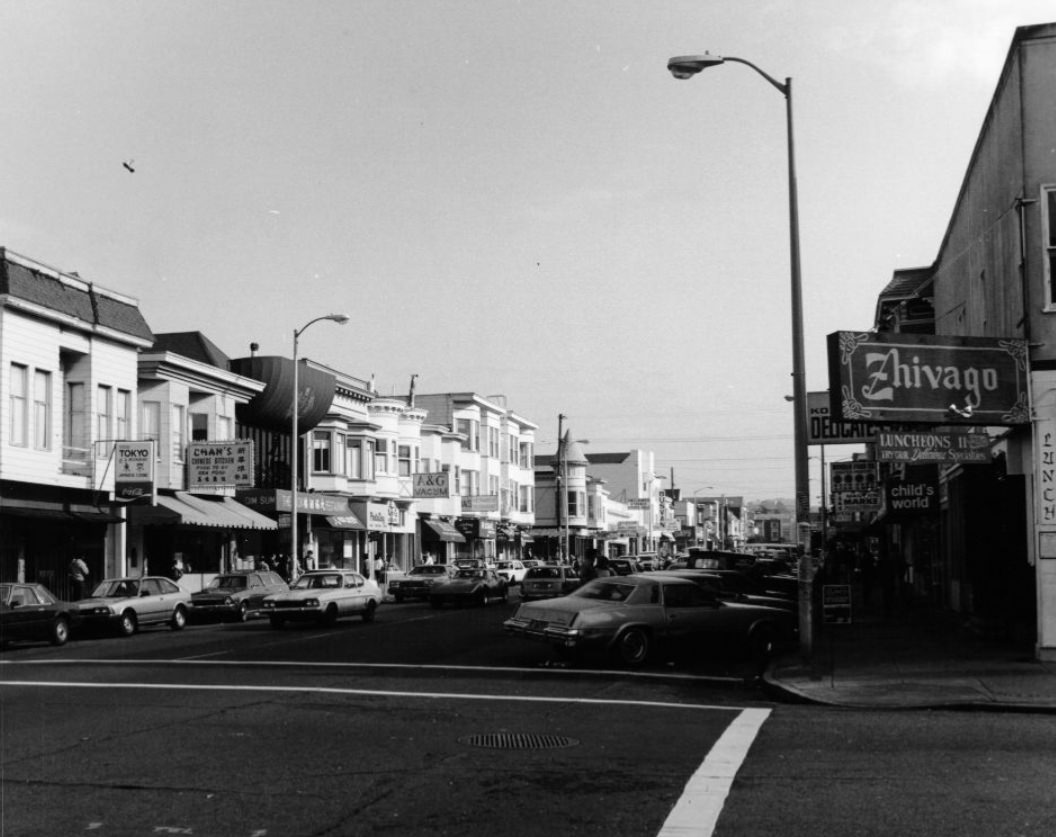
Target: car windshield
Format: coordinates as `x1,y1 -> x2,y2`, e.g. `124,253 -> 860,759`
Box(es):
94,580 -> 139,598
209,576 -> 248,590
573,580 -> 635,602
526,567 -> 562,579
410,566 -> 446,576
293,574 -> 342,590
456,570 -> 484,579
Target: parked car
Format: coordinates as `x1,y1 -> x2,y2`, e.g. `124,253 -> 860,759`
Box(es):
0,583 -> 79,646
495,560 -> 528,585
634,552 -> 660,571
76,576 -> 192,636
262,570 -> 381,627
606,557 -> 639,576
429,568 -> 508,608
645,570 -> 796,612
520,565 -> 581,600
504,574 -> 794,667
190,570 -> 289,622
388,565 -> 454,602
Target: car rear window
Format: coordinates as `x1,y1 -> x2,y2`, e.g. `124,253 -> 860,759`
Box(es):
526,567 -> 561,579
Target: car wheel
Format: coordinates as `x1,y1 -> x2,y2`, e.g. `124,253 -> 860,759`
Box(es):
362,600 -> 377,623
320,604 -> 339,627
269,615 -> 286,628
749,624 -> 776,661
118,610 -> 138,636
236,601 -> 249,623
49,616 -> 70,646
170,606 -> 187,631
615,627 -> 650,667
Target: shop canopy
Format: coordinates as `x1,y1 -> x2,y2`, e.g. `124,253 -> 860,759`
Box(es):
132,492 -> 277,530
422,519 -> 466,543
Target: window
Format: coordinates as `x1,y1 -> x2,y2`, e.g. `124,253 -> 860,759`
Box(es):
65,382 -> 87,457
190,412 -> 208,442
519,485 -> 533,513
489,475 -> 499,496
1046,186 -> 1056,307
96,385 -> 113,441
456,418 -> 479,451
313,430 -> 332,472
140,401 -> 160,442
33,370 -> 51,449
461,469 -> 477,497
9,364 -> 28,446
346,438 -> 374,480
508,435 -> 517,463
375,438 -> 390,474
172,404 -> 185,462
115,389 -> 131,441
485,426 -> 500,458
398,444 -> 418,477
519,441 -> 533,468
333,433 -> 345,474
567,490 -> 585,517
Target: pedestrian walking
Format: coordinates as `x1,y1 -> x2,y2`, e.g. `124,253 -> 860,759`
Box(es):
67,555 -> 89,601
375,555 -> 387,585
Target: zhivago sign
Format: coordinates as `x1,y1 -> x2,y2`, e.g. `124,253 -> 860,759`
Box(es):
827,332 -> 1029,425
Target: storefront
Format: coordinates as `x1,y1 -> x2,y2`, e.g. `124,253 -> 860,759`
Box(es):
351,499 -> 417,574
455,517 -> 497,561
419,515 -> 465,565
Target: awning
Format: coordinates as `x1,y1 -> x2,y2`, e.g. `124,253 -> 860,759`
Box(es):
132,492 -> 277,530
422,519 -> 466,543
0,498 -> 123,524
659,532 -> 675,541
324,513 -> 366,530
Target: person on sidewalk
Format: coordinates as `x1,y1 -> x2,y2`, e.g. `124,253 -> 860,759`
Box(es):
67,556 -> 90,601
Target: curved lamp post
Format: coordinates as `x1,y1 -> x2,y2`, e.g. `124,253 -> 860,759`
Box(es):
668,52 -> 812,661
290,313 -> 350,575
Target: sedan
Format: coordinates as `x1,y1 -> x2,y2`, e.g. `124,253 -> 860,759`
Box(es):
0,583 -> 79,646
520,565 -> 581,601
429,568 -> 508,608
262,570 -> 381,627
504,575 -> 794,667
495,560 -> 528,585
190,570 -> 289,622
76,576 -> 192,636
387,565 -> 453,602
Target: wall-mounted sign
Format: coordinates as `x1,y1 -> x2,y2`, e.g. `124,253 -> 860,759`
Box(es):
827,332 -> 1029,425
875,430 -> 991,464
807,390 -> 912,445
114,440 -> 156,503
626,498 -> 650,509
412,472 -> 451,498
881,465 -> 939,518
462,495 -> 499,512
187,441 -> 255,488
831,460 -> 880,513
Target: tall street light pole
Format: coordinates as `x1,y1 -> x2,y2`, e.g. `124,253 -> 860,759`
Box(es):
668,52 -> 813,662
290,313 -> 350,577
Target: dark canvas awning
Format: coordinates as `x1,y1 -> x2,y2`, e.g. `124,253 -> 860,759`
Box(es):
422,519 -> 466,543
0,497 -> 123,524
324,513 -> 366,530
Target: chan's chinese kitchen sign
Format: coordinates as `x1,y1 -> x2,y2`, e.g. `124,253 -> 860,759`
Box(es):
187,441 -> 255,488
827,332 -> 1029,425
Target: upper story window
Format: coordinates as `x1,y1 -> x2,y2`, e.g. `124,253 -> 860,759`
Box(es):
1046,186 -> 1056,308
519,441 -> 533,469
190,412 -> 208,442
9,364 -> 28,446
33,370 -> 51,450
172,404 -> 186,463
485,426 -> 500,458
115,389 -> 131,442
345,437 -> 375,480
375,438 -> 391,474
96,385 -> 113,442
313,430 -> 332,473
398,444 -> 418,477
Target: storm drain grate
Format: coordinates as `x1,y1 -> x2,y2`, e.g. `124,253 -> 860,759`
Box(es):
459,733 -> 580,750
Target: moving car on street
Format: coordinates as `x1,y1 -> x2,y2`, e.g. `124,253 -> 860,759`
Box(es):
429,567 -> 508,608
519,565 -> 581,601
504,574 -> 793,667
190,570 -> 289,622
262,570 -> 381,627
76,576 -> 192,636
495,559 -> 528,585
0,583 -> 79,646
387,564 -> 454,602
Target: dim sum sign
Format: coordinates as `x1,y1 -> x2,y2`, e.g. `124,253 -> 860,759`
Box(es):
827,332 -> 1029,426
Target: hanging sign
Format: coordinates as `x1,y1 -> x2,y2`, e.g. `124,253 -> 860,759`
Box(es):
114,440 -> 156,503
187,441 -> 255,488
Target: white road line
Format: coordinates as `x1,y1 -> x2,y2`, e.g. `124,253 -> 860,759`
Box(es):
0,679 -> 743,712
657,706 -> 771,837
1,657 -> 746,684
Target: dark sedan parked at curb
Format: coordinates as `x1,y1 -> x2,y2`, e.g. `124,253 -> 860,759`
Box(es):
429,568 -> 508,608
1,583 -> 79,646
504,575 -> 794,667
190,570 -> 289,622
76,576 -> 192,636
262,570 -> 381,627
387,565 -> 454,602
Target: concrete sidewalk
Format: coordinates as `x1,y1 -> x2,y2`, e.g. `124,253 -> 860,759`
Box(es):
763,600 -> 1056,712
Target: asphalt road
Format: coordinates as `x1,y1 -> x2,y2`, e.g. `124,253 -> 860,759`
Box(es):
4,594 -> 1056,836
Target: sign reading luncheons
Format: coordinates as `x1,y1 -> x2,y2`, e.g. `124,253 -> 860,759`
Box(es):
827,332 -> 1029,425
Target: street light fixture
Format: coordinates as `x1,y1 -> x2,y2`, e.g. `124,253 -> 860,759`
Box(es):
668,52 -> 812,661
290,313 -> 350,575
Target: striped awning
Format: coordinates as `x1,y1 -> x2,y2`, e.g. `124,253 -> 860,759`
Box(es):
132,492 -> 277,530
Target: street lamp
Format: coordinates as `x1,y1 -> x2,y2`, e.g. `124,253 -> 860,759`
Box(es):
290,313 -> 350,575
668,52 -> 812,661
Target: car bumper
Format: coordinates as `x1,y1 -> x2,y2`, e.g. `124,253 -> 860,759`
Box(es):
262,605 -> 324,620
189,602 -> 243,620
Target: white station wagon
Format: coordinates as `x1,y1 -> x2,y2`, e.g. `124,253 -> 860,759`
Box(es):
262,570 -> 381,627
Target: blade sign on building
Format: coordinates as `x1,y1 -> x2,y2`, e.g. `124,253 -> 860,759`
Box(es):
807,390 -> 912,445
187,441 -> 255,488
875,430 -> 992,464
827,332 -> 1029,425
114,440 -> 156,503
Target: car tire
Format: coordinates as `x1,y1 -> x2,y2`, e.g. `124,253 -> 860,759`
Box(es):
749,624 -> 776,661
476,588 -> 487,607
362,600 -> 377,623
171,606 -> 187,631
236,601 -> 249,623
118,610 -> 138,636
614,627 -> 650,667
269,616 -> 286,628
49,616 -> 70,646
321,604 -> 339,627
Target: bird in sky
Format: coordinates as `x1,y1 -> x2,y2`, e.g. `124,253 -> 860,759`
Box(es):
122,160 -> 135,173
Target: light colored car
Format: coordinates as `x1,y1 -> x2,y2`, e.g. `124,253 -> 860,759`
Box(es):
504,575 -> 794,667
520,565 -> 581,601
262,570 -> 381,627
387,565 -> 454,602
76,576 -> 192,636
1,583 -> 79,646
190,571 -> 289,622
429,568 -> 508,608
495,560 -> 528,585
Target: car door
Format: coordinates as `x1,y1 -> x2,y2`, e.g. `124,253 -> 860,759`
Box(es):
136,578 -> 167,624
661,583 -> 722,648
342,573 -> 368,614
3,585 -> 46,638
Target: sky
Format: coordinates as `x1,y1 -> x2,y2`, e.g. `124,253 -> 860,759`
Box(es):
2,0 -> 1052,503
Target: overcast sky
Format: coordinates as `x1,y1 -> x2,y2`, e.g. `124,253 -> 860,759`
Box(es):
2,1 -> 1050,502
